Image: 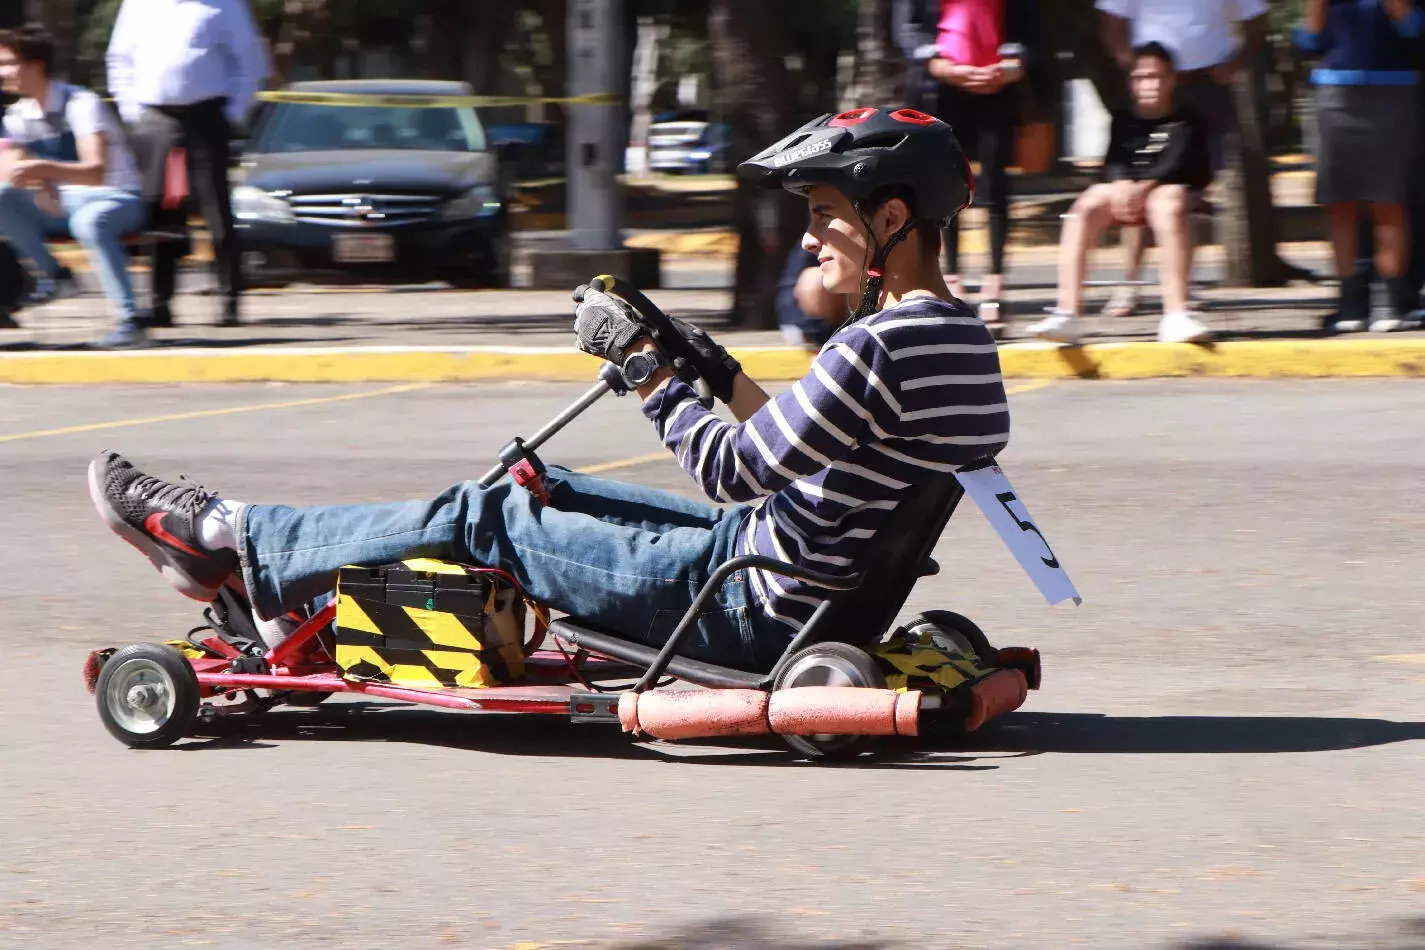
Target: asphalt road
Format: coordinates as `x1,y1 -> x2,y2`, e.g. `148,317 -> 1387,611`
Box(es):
2,379 -> 1423,950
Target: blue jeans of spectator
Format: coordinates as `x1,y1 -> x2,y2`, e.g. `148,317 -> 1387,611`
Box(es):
0,183 -> 147,324
237,467 -> 796,672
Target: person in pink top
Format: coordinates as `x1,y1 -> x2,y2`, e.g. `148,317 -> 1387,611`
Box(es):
894,0 -> 1046,337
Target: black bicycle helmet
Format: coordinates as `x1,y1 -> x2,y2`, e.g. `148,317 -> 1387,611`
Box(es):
737,107 -> 974,319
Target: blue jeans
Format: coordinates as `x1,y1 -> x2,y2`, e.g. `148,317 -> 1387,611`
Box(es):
236,467 -> 796,671
0,183 -> 148,323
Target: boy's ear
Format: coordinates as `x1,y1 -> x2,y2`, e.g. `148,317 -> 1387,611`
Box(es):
876,197 -> 912,240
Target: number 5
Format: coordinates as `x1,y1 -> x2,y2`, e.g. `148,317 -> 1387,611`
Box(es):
995,491 -> 1060,568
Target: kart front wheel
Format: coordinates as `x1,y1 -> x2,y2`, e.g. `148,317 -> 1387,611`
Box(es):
95,643 -> 201,749
772,642 -> 886,761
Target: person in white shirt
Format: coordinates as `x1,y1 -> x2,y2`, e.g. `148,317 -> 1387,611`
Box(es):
106,0 -> 270,329
1093,0 -> 1268,318
0,25 -> 150,346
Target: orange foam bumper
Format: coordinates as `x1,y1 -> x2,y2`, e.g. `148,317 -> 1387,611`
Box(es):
768,686 -> 920,738
618,686 -> 922,740
618,689 -> 771,740
964,668 -> 1029,731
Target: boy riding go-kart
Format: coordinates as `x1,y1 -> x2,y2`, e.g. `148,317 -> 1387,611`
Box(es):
84,107 -> 1059,758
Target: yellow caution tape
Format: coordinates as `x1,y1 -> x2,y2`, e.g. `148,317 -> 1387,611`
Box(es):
254,90 -> 623,109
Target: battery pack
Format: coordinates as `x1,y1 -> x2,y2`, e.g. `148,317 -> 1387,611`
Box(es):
334,558 -> 528,689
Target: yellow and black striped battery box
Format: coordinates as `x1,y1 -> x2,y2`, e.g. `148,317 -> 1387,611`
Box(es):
334,558 -> 528,690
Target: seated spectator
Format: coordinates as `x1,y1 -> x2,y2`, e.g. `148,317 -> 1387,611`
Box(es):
1295,0 -> 1424,333
1025,42 -> 1214,345
0,25 -> 148,347
775,245 -> 844,350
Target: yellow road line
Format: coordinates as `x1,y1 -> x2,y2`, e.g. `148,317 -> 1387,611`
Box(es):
0,382 -> 434,444
578,451 -> 671,475
1374,654 -> 1425,665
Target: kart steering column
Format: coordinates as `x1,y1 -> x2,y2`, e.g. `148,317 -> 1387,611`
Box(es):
478,361 -> 630,490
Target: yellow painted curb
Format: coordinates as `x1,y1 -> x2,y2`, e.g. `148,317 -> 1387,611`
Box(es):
993,339 -> 1425,379
1,339 -> 1423,385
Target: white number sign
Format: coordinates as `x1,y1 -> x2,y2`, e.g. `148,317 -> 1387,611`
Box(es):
954,462 -> 1082,607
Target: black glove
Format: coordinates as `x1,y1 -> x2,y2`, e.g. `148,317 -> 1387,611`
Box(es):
667,315 -> 741,403
573,287 -> 649,366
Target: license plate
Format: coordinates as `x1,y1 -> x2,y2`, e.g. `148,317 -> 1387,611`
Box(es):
332,232 -> 395,263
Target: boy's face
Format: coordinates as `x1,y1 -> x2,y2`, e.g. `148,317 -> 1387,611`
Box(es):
1131,54 -> 1176,114
800,184 -> 871,297
0,46 -> 42,99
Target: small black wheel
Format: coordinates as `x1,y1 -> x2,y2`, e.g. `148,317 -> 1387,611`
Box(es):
772,642 -> 886,761
903,610 -> 996,665
94,643 -> 201,749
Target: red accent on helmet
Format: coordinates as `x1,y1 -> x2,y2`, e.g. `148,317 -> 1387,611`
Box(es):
830,108 -> 878,128
889,108 -> 938,127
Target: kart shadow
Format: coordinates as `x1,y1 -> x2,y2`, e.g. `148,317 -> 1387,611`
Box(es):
180,701 -> 1011,769
953,711 -> 1425,755
179,704 -> 1425,765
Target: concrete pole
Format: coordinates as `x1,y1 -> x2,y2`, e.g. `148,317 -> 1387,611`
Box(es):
568,0 -> 624,251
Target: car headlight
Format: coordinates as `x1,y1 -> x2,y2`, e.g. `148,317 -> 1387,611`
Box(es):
232,185 -> 294,224
440,185 -> 502,221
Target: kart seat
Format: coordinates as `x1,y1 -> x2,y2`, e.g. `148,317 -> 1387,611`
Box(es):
547,463 -> 976,686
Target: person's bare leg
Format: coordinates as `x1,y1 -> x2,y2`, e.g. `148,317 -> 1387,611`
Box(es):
1327,201 -> 1361,278
1103,225 -> 1147,316
1370,202 -> 1419,329
1145,185 -> 1191,314
1371,202 -> 1407,280
1056,185 -> 1117,315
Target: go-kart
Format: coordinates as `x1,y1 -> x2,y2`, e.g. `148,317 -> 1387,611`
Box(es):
83,277 -> 1076,760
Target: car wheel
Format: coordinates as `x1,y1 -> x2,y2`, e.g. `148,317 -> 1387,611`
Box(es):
448,227 -> 510,289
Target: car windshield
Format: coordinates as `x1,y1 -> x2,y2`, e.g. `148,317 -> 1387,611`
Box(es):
252,102 -> 488,154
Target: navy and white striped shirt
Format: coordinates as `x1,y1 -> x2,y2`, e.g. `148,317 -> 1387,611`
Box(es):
641,295 -> 1010,628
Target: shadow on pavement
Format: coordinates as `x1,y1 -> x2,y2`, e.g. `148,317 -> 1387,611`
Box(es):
958,711 -> 1425,755
174,704 -> 1424,765
1175,916 -> 1425,950
565,917 -> 895,949
177,702 -> 1009,769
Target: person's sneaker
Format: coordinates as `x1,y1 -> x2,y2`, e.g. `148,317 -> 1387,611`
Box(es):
87,451 -> 239,601
93,322 -> 150,349
1369,315 -> 1422,332
1024,311 -> 1083,344
1332,317 -> 1367,333
1158,311 -> 1214,344
25,268 -> 79,306
144,303 -> 174,328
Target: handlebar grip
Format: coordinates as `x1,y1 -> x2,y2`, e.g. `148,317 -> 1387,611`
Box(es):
591,274 -> 715,405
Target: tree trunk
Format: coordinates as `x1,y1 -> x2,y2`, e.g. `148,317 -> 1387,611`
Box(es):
1219,35 -> 1314,287
843,0 -> 900,110
26,0 -> 78,75
531,0 -> 569,125
270,0 -> 331,83
1037,0 -> 1129,114
709,0 -> 797,329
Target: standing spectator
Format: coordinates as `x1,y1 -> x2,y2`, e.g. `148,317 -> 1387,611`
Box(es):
106,0 -> 270,328
1297,0 -> 1424,332
1025,42 -> 1215,344
1095,0 -> 1268,318
0,25 -> 150,347
894,0 -> 1045,337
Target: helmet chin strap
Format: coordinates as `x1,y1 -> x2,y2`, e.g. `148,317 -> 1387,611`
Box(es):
849,215 -> 916,324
